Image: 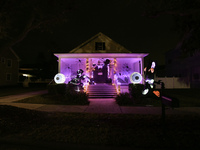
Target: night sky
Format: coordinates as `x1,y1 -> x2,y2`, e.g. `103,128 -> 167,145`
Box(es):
14,0 -> 180,66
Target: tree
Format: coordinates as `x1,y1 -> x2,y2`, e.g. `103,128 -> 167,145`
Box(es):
142,0 -> 200,56
0,0 -> 74,50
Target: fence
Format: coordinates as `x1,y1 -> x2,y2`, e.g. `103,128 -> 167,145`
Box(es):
154,77 -> 190,89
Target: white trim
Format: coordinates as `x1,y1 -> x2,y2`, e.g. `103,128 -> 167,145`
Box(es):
58,57 -> 61,72
54,53 -> 149,59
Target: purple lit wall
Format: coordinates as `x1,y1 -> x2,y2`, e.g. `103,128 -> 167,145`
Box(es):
60,58 -> 87,83
54,53 -> 148,89
58,56 -> 143,85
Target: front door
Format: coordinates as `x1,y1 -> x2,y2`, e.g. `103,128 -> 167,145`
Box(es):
93,65 -> 108,83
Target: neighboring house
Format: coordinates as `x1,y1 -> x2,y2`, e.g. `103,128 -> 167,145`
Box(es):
0,47 -> 20,86
54,32 -> 148,92
165,48 -> 200,88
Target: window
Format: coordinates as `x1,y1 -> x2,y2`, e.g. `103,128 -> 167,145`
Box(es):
95,42 -> 105,50
6,73 -> 11,81
7,59 -> 12,67
1,57 -> 5,63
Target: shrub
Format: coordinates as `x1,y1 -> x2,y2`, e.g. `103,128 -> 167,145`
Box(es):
115,93 -> 133,105
47,83 -> 89,105
128,83 -> 144,103
47,84 -> 67,95
65,91 -> 89,105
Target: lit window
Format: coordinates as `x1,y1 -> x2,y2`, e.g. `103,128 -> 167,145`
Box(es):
95,42 -> 105,50
6,73 -> 11,81
7,59 -> 12,67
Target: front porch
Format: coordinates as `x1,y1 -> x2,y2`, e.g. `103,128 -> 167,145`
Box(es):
54,53 -> 147,95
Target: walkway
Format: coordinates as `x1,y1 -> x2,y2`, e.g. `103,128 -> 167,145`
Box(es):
0,90 -> 200,115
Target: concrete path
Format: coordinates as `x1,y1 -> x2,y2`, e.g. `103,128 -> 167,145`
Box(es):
0,90 -> 200,115
0,90 -> 48,103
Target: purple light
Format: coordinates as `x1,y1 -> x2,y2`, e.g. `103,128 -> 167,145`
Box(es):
55,53 -> 148,91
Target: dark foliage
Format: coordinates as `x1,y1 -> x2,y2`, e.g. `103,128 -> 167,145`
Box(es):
115,92 -> 133,106
129,83 -> 144,104
47,83 -> 89,105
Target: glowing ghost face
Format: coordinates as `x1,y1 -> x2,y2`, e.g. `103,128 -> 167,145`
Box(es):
151,62 -> 156,69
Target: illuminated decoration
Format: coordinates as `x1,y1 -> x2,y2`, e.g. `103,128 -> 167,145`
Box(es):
75,58 -> 84,69
122,63 -> 131,73
153,90 -> 160,97
54,53 -> 149,93
151,61 -> 156,69
142,89 -> 149,95
86,58 -> 89,72
54,73 -> 66,84
113,58 -> 117,73
64,64 -> 71,70
69,69 -> 90,92
130,72 -> 142,84
142,61 -> 156,95
117,85 -> 120,94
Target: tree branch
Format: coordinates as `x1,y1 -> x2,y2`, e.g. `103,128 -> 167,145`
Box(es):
142,8 -> 200,18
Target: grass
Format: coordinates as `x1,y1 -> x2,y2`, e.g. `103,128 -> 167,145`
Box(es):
115,88 -> 200,107
15,88 -> 200,107
16,93 -> 89,105
0,85 -> 46,97
164,88 -> 200,107
0,105 -> 200,149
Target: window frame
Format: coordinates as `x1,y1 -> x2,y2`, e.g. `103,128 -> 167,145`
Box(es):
6,73 -> 11,81
95,42 -> 106,51
7,59 -> 12,67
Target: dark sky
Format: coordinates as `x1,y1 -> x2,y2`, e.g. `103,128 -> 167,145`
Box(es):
14,0 -> 180,66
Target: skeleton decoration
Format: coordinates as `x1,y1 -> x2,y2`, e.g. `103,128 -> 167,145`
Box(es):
142,61 -> 156,95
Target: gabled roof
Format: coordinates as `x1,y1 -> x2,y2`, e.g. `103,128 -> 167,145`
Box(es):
69,32 -> 131,53
0,47 -> 20,61
10,47 -> 20,61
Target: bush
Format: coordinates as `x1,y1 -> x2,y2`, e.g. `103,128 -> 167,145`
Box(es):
115,93 -> 133,105
47,83 -> 89,105
47,84 -> 67,95
65,91 -> 89,105
128,83 -> 144,103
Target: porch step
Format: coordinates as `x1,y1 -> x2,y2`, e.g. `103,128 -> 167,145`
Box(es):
87,84 -> 117,98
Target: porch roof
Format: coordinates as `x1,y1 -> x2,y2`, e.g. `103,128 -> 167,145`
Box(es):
54,53 -> 149,58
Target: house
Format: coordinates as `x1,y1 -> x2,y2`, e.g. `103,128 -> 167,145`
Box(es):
0,47 -> 20,86
165,48 -> 200,88
54,32 -> 148,93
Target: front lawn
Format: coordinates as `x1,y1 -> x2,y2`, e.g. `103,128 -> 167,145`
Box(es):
16,93 -> 89,105
116,88 -> 200,107
164,88 -> 200,107
0,105 -> 200,149
0,86 -> 46,97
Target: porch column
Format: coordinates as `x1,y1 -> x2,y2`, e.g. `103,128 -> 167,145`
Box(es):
58,57 -> 61,73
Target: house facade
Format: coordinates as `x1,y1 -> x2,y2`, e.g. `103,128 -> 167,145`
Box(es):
0,47 -> 20,86
54,32 -> 148,92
